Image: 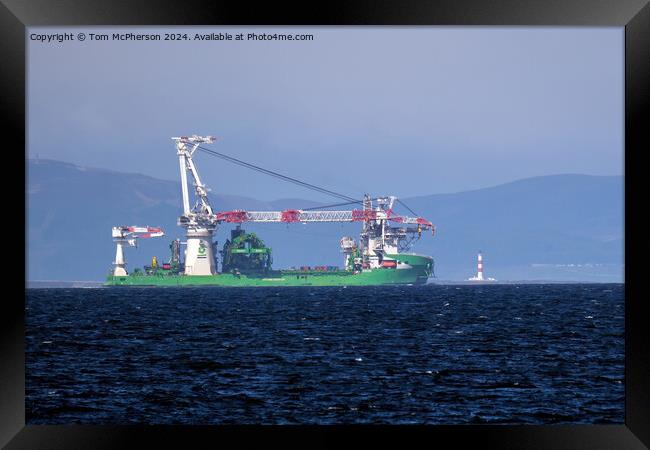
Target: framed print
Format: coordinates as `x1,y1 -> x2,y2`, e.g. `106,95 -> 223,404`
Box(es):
2,0 -> 648,448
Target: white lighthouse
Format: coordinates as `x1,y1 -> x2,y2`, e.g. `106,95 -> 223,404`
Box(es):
476,251 -> 484,280
468,251 -> 496,282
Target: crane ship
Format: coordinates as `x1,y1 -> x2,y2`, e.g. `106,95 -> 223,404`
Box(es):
105,135 -> 435,287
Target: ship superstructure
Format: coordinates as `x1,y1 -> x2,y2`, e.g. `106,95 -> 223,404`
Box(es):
106,135 -> 436,287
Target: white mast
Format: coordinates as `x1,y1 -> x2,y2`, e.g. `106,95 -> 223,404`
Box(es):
172,135 -> 218,275
178,152 -> 191,216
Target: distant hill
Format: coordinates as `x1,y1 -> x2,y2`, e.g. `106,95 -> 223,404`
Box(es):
405,174 -> 623,281
26,159 -> 623,282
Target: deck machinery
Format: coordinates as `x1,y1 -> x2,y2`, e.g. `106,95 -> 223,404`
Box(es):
105,135 -> 435,286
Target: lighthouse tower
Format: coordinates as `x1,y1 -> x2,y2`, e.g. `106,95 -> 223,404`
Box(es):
467,250 -> 496,281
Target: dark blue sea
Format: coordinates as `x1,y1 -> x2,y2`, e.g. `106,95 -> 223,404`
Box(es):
25,284 -> 624,425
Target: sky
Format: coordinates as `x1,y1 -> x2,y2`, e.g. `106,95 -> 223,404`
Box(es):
27,26 -> 623,201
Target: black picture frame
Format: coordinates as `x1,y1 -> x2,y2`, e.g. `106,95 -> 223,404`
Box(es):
3,1 -> 648,448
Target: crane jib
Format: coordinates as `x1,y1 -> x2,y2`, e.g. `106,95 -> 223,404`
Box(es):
213,209 -> 433,229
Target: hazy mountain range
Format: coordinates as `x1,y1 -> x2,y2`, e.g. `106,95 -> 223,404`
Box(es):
26,159 -> 623,282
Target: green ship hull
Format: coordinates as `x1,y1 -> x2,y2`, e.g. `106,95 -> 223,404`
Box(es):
105,254 -> 433,287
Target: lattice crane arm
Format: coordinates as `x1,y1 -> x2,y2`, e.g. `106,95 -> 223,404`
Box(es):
213,209 -> 435,233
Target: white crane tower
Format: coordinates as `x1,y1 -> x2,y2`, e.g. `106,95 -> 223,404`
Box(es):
112,226 -> 164,276
172,135 -> 219,275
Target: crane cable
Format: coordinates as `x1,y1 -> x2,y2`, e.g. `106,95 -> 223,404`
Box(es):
195,144 -> 419,216
396,198 -> 419,217
303,199 -> 377,211
194,145 -> 362,205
